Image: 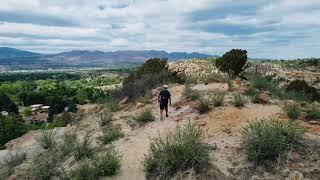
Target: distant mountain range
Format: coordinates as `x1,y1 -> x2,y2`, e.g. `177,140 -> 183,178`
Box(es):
0,47 -> 216,70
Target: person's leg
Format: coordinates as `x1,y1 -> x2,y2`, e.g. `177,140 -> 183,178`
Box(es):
160,109 -> 163,120
160,103 -> 164,120
165,103 -> 169,117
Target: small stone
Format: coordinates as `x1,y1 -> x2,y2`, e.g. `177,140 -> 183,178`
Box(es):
289,152 -> 301,162
119,97 -> 129,105
287,171 -> 304,180
197,121 -> 207,127
136,102 -> 145,109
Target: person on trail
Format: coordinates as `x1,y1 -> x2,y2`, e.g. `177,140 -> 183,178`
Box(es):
158,85 -> 172,120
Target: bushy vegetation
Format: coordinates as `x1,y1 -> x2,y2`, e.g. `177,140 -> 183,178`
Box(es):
233,94 -> 246,107
46,112 -> 74,129
197,98 -> 211,114
31,152 -> 61,180
58,133 -> 77,157
245,86 -> 260,103
143,123 -> 210,179
122,58 -> 176,100
0,91 -> 18,113
98,110 -> 113,127
73,132 -> 94,160
135,109 -> 155,124
37,130 -> 56,150
100,125 -> 124,145
183,85 -> 200,101
241,119 -> 304,166
212,92 -> 225,107
0,114 -> 29,149
248,74 -> 282,98
306,104 -> 320,121
98,111 -> 124,144
216,49 -> 248,78
284,103 -> 301,120
92,148 -> 121,177
0,151 -> 26,178
69,148 -> 121,179
285,80 -> 320,102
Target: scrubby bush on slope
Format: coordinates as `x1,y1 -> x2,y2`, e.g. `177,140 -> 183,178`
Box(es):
143,123 -> 210,179
284,103 -> 301,120
183,85 -> 200,101
241,119 -> 304,166
286,80 -> 320,102
69,147 -> 121,179
135,109 -> 155,124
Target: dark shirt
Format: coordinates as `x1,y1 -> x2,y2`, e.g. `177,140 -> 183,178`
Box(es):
159,89 -> 171,104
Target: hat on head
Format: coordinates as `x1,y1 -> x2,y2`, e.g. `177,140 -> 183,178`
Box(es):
163,85 -> 168,89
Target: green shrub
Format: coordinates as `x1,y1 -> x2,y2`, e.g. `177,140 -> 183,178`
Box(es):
183,85 -> 200,101
99,110 -> 113,127
0,114 -> 28,148
250,76 -> 271,91
37,130 -> 56,150
31,152 -> 60,180
93,148 -> 121,177
104,97 -> 120,112
306,104 -> 320,121
241,119 -> 304,165
0,151 -> 26,178
212,93 -> 225,107
99,124 -> 124,144
121,58 -> 175,100
143,123 -> 210,179
216,49 -> 248,77
248,74 -> 283,99
233,94 -> 246,108
59,133 -> 77,157
135,109 -> 155,124
69,161 -> 96,180
46,112 -> 73,129
285,91 -> 312,103
69,148 -> 121,179
197,98 -> 211,114
246,87 -> 259,103
284,103 -> 301,120
22,107 -> 33,117
286,80 -> 320,101
73,132 -> 94,160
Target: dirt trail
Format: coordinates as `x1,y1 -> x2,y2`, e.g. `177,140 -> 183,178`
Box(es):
111,84 -> 283,180
112,85 -> 188,180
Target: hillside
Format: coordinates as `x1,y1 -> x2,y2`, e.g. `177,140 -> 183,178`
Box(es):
0,47 -> 215,70
1,59 -> 320,179
0,47 -> 40,59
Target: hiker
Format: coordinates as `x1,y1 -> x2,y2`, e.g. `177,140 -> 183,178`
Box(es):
158,85 -> 172,120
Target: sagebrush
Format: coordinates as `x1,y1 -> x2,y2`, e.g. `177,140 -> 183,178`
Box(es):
143,123 -> 210,179
241,119 -> 304,166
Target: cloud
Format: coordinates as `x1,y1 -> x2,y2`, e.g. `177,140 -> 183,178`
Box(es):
0,0 -> 318,58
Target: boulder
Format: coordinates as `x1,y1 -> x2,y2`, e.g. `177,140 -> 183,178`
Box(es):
255,94 -> 270,104
136,102 -> 145,109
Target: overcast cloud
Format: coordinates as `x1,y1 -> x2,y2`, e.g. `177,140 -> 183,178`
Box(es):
0,0 -> 319,58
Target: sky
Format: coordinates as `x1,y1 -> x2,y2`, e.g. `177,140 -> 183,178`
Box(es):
0,0 -> 319,59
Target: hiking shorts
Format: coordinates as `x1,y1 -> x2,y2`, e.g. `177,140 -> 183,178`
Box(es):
160,101 -> 168,110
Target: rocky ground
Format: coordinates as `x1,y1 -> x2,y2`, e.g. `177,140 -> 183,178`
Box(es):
1,60 -> 320,180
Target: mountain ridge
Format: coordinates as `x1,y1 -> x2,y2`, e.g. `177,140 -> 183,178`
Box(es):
0,47 -> 216,70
